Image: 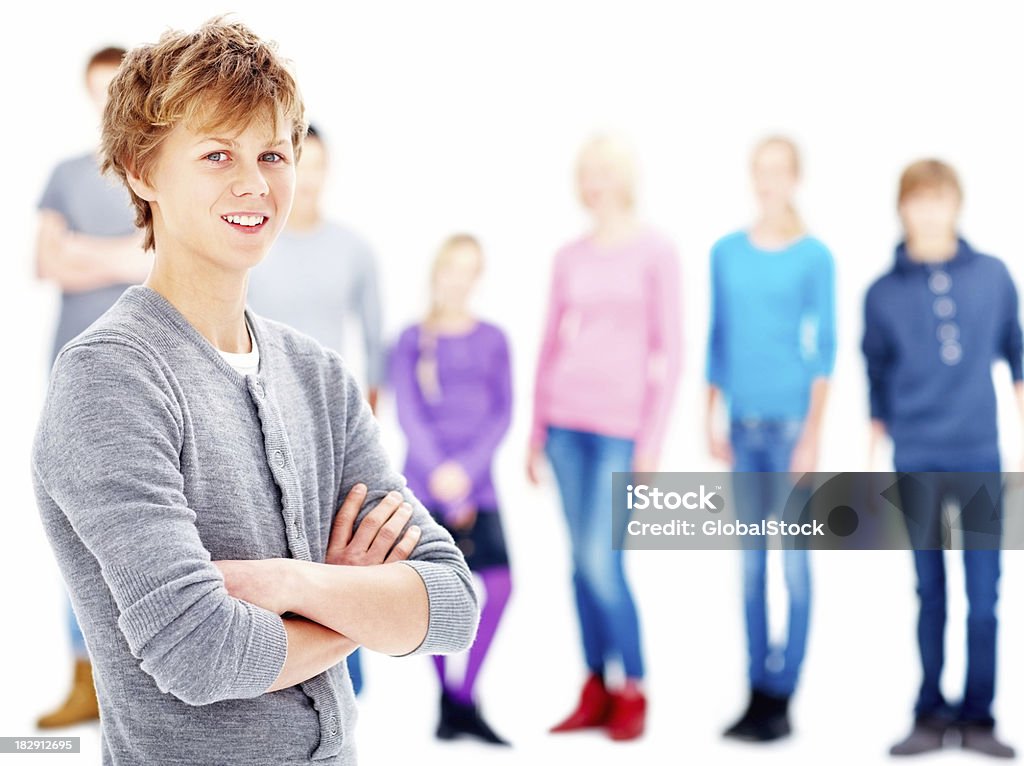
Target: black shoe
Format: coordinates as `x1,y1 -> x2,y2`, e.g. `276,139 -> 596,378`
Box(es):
723,690 -> 792,742
436,691 -> 511,746
750,691 -> 791,742
723,690 -> 766,740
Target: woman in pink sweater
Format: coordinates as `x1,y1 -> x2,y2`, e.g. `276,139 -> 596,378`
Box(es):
527,135 -> 682,741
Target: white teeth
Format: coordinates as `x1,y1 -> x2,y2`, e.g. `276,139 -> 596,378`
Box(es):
222,215 -> 265,227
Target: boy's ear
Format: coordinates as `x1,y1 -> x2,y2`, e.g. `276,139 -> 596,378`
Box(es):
125,164 -> 156,203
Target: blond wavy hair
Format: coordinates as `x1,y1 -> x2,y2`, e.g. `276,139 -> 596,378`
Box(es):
100,16 -> 307,251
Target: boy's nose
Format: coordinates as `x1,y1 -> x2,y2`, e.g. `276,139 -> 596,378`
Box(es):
231,162 -> 270,197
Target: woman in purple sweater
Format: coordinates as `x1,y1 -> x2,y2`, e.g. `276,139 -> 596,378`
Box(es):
391,233 -> 513,746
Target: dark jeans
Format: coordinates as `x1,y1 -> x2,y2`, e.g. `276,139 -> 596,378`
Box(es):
895,459 -> 1003,726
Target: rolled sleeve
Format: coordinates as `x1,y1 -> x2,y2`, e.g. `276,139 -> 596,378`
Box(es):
394,558 -> 479,656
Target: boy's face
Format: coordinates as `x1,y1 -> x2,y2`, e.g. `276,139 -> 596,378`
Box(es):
129,112 -> 295,272
899,184 -> 960,242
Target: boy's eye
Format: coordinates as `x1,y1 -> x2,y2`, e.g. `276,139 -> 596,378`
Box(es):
206,151 -> 228,162
261,152 -> 284,163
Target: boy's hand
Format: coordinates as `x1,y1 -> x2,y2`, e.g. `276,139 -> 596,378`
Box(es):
214,485 -> 423,613
325,483 -> 422,566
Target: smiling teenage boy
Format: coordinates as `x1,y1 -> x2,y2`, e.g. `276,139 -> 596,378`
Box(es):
862,159 -> 1020,759
31,18 -> 478,766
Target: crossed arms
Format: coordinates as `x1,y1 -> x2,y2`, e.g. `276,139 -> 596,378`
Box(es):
32,341 -> 479,706
216,483 -> 430,692
35,209 -> 151,292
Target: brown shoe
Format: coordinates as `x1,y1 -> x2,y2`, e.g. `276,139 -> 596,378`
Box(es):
37,659 -> 99,729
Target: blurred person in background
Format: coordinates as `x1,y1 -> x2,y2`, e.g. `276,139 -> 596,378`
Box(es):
863,159 -> 1020,759
247,122 -> 385,693
247,122 -> 384,416
705,135 -> 836,742
527,134 -> 682,742
391,233 -> 513,746
33,44 -> 151,730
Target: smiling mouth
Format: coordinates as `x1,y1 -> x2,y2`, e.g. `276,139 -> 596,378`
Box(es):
221,214 -> 268,230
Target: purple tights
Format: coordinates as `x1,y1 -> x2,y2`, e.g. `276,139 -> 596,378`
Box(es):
433,565 -> 511,704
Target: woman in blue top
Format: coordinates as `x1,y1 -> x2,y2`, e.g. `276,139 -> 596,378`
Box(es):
705,135 -> 836,742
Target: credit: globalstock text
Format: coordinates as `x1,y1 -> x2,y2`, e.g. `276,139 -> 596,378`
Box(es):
611,472 -> 1024,551
627,518 -> 826,537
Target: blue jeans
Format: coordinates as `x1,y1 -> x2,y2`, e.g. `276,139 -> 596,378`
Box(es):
67,595 -> 88,659
545,426 -> 644,679
895,459 -> 1002,725
347,648 -> 363,696
730,417 -> 811,697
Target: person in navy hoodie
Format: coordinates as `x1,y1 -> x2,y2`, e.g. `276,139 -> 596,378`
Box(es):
862,159 -> 1020,759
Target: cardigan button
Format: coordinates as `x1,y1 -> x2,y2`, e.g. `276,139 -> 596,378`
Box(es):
273,450 -> 285,467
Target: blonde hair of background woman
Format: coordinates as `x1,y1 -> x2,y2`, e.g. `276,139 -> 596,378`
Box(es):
416,233 -> 484,403
576,133 -> 638,212
752,134 -> 805,241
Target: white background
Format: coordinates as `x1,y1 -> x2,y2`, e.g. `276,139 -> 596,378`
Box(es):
1,1 -> 1023,764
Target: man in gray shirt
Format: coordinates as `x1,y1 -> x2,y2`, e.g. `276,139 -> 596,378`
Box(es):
34,45 -> 151,729
35,47 -> 150,361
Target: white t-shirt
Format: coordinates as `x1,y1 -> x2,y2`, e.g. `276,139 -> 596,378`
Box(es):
217,320 -> 260,376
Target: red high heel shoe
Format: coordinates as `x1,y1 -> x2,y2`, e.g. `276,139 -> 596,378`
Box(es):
605,685 -> 646,741
550,673 -> 612,733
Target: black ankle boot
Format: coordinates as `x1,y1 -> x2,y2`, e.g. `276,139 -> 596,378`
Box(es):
723,689 -> 791,742
751,691 -> 791,742
723,689 -> 769,740
436,691 -> 511,746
